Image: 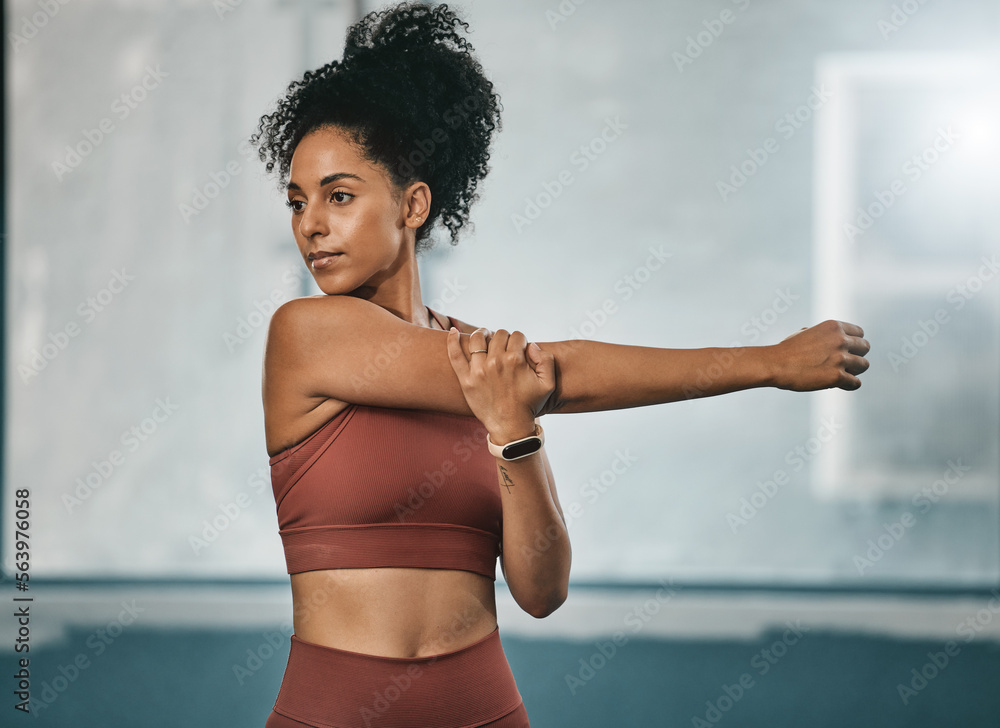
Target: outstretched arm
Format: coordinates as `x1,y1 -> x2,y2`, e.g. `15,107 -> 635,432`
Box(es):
264,296 -> 868,420
533,320 -> 870,416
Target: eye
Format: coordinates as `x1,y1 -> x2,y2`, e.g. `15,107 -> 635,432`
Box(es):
285,190 -> 354,213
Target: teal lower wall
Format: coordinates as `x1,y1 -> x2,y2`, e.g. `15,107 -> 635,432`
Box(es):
4,626 -> 999,727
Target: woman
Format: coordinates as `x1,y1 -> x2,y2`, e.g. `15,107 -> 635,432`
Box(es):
250,3 -> 870,726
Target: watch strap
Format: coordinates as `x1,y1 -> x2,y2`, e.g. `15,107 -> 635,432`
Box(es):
487,423 -> 544,461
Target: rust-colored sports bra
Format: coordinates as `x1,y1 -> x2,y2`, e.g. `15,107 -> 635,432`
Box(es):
268,308 -> 503,580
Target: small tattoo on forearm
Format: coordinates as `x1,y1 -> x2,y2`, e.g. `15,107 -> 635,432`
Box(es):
498,465 -> 515,494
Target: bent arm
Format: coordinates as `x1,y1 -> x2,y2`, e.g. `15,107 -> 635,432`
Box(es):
495,420 -> 570,620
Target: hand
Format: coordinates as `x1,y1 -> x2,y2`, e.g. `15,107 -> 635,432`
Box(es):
767,320 -> 871,391
446,326 -> 555,440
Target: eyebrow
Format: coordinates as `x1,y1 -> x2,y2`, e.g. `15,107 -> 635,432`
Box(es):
286,172 -> 366,192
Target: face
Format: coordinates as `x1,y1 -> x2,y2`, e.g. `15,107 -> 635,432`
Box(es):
285,125 -> 427,297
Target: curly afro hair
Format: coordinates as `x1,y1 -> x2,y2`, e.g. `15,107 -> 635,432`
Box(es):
249,2 -> 503,255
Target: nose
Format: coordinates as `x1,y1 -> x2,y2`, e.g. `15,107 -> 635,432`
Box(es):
298,199 -> 328,240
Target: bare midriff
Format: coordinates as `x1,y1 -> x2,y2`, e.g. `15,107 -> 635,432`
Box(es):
289,567 -> 499,658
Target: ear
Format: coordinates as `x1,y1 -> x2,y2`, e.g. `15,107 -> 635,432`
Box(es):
402,181 -> 432,230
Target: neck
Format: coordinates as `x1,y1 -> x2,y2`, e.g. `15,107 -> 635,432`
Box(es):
346,236 -> 434,328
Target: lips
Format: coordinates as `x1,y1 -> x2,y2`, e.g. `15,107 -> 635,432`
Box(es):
309,251 -> 343,270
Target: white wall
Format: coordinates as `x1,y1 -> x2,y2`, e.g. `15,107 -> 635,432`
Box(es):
6,0 -> 999,584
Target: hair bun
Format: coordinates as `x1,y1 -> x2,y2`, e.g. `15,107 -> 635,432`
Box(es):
343,2 -> 472,61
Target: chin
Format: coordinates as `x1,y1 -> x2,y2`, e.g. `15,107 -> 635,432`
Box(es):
312,275 -> 364,298
315,281 -> 348,296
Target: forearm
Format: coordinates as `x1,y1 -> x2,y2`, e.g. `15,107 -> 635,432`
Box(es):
492,434 -> 570,619
535,339 -> 776,414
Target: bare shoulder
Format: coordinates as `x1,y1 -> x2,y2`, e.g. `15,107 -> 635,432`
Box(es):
268,293 -> 359,333
263,295 -> 371,456
263,296 -> 479,456
264,295 -> 352,383
265,294 -> 398,358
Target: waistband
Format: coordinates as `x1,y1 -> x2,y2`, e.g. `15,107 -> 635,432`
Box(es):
272,627 -> 523,728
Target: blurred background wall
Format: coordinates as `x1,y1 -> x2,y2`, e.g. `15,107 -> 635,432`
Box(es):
1,0 -> 998,726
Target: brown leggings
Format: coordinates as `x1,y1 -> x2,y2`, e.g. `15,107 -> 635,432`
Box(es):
265,627 -> 530,727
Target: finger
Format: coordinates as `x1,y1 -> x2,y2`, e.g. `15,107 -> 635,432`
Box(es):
467,327 -> 494,371
470,327 -> 489,356
445,326 -> 469,377
489,328 -> 510,356
524,340 -> 541,374
848,335 -> 871,356
505,330 -> 528,354
527,342 -> 556,388
838,371 -> 862,391
839,321 -> 865,338
525,340 -> 541,364
844,354 -> 869,376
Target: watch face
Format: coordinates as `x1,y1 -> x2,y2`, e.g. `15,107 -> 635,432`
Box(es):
503,438 -> 541,460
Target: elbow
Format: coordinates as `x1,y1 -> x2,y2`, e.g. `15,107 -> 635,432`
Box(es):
524,585 -> 568,619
